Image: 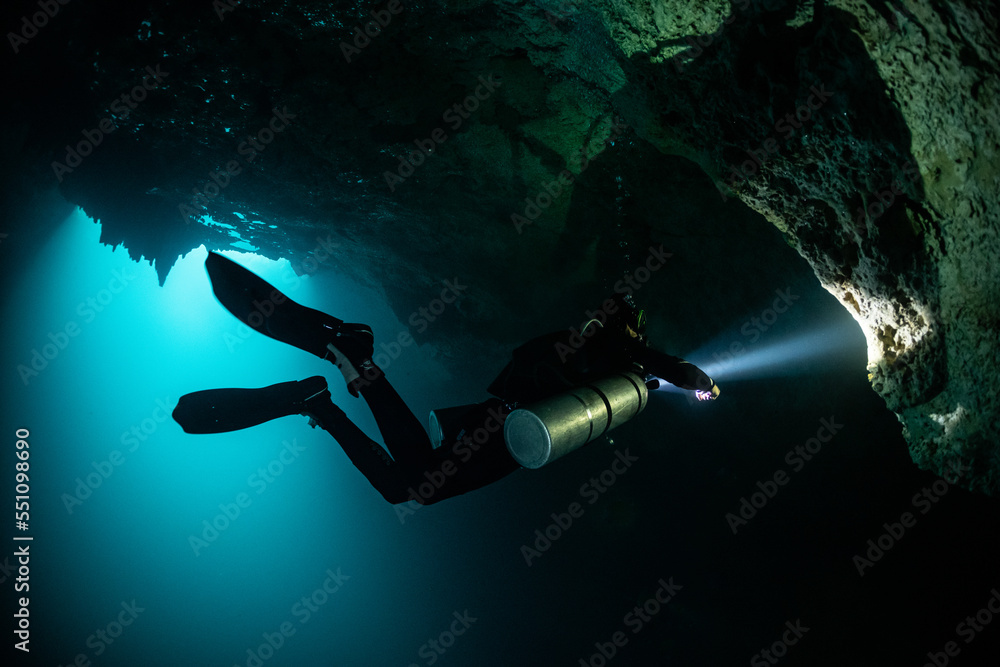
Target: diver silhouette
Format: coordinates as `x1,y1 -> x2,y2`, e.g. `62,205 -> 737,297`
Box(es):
172,252 -> 719,505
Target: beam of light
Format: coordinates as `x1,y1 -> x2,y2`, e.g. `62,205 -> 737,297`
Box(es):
650,378 -> 687,394
652,318 -> 865,389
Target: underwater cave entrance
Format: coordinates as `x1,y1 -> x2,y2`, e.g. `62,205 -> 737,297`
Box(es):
542,136 -> 866,387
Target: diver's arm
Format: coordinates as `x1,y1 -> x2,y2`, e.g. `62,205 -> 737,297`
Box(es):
640,348 -> 720,399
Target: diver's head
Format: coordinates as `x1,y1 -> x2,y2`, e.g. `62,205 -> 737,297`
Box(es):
607,293 -> 647,342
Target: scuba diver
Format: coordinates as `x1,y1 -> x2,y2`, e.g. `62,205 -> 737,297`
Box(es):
172,252 -> 720,506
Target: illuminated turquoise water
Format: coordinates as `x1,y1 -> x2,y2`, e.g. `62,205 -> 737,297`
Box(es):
6,209 -> 998,666
2,210 -> 511,666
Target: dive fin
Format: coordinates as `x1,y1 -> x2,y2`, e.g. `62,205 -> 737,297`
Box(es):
204,251 -> 340,357
173,376 -> 329,433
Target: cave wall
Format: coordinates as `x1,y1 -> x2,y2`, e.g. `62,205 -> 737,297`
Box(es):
601,0 -> 1000,492
834,0 -> 1000,493
5,0 -> 998,493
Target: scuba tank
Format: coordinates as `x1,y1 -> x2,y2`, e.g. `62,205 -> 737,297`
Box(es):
428,403 -> 481,449
503,371 -> 648,469
428,399 -> 509,450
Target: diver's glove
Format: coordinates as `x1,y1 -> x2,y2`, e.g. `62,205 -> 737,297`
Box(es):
695,382 -> 721,401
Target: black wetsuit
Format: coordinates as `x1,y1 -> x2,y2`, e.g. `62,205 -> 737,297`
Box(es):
487,324 -> 714,402
313,324 -> 712,506
306,373 -> 519,506
188,253 -> 712,506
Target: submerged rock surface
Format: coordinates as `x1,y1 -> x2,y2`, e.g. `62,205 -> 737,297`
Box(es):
5,0 -> 998,493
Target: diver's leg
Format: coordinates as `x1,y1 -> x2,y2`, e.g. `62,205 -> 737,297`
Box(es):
173,377 -> 328,433
347,361 -> 436,469
303,396 -> 413,505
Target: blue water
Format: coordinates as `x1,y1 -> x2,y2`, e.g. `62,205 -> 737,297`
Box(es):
2,209 -> 514,666
6,209 -> 1000,666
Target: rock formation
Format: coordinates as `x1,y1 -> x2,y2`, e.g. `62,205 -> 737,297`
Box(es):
5,0 -> 997,492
